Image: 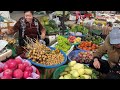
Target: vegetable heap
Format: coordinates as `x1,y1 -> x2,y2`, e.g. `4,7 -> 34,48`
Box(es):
55,35 -> 71,53
24,37 -> 64,66
70,25 -> 89,35
78,41 -> 98,51
59,61 -> 99,79
85,35 -> 104,45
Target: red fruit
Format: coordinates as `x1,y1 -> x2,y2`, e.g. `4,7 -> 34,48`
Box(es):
6,59 -> 14,64
23,71 -> 31,79
3,69 -> 13,77
3,64 -> 9,71
25,66 -> 33,73
23,62 -> 29,68
1,75 -> 12,79
0,68 -> 3,73
15,58 -> 22,64
13,69 -> 23,79
8,61 -> 17,70
18,64 -> 26,71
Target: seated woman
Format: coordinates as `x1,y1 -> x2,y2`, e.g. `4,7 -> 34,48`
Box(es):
12,11 -> 49,55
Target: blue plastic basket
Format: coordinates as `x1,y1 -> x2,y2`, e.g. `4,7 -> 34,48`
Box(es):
28,47 -> 67,69
67,50 -> 86,62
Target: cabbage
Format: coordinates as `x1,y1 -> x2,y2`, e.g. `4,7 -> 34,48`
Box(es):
70,70 -> 79,78
77,69 -> 85,75
81,75 -> 91,79
59,76 -> 64,79
68,61 -> 77,67
84,69 -> 92,75
73,63 -> 84,70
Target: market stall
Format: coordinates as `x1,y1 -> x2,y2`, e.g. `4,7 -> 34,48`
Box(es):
0,11 -> 120,79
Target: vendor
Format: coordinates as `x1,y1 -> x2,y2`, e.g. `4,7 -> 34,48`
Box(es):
89,28 -> 120,79
12,11 -> 49,55
101,22 -> 113,39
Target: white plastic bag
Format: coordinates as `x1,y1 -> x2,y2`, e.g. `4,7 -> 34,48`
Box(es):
39,40 -> 46,45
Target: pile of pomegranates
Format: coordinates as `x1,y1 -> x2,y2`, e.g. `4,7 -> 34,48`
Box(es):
0,56 -> 40,79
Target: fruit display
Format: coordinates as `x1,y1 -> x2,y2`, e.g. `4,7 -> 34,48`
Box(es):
77,41 -> 98,51
55,35 -> 71,53
24,37 -> 64,66
0,56 -> 40,79
85,35 -> 104,45
68,36 -> 81,44
69,50 -> 93,64
58,61 -> 99,79
70,25 -> 89,35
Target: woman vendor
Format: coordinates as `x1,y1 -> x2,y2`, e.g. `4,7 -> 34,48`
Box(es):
12,11 -> 49,55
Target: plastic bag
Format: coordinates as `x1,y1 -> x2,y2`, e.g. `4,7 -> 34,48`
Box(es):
31,66 -> 37,73
31,72 -> 40,79
39,40 -> 46,45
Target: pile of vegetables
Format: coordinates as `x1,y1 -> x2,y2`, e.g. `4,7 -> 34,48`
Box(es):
78,41 -> 98,51
55,35 -> 71,53
24,37 -> 64,66
0,56 -> 40,79
59,61 -> 99,79
44,20 -> 60,35
71,51 -> 93,64
39,16 -> 49,26
85,35 -> 104,45
68,36 -> 81,44
70,25 -> 89,35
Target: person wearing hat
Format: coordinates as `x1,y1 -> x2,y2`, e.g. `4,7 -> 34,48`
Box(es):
89,27 -> 120,79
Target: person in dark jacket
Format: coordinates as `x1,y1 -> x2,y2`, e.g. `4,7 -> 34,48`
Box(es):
12,11 -> 49,55
89,27 -> 120,79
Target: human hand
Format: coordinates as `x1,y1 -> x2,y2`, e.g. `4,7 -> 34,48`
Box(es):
93,58 -> 101,69
41,33 -> 45,40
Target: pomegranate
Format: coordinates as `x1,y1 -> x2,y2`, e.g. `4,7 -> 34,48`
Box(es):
13,69 -> 23,79
25,66 -> 33,73
23,71 -> 31,79
3,69 -> 13,77
3,64 -> 9,71
8,61 -> 17,70
18,64 -> 26,71
6,59 -> 14,64
15,58 -> 22,64
1,75 -> 12,79
23,62 -> 29,68
0,67 -> 3,73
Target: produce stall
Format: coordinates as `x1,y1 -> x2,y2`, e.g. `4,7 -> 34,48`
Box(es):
0,11 -> 119,79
